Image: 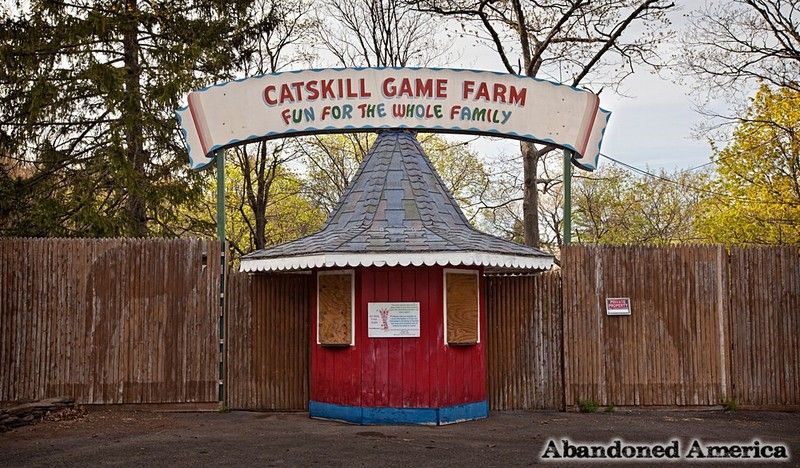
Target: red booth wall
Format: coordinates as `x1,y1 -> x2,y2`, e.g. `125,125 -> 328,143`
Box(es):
310,265 -> 487,409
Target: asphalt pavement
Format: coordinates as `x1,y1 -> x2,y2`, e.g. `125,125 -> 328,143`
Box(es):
2,408 -> 798,466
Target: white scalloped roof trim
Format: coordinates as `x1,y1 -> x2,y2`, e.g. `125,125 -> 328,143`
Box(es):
239,251 -> 553,272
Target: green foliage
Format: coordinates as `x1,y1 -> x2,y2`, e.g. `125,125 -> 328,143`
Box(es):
721,398 -> 738,412
572,165 -> 708,244
696,86 -> 800,244
0,0 -> 266,237
604,403 -> 615,413
178,158 -> 325,257
299,133 -> 376,214
419,134 -> 490,221
577,398 -> 600,413
569,86 -> 800,247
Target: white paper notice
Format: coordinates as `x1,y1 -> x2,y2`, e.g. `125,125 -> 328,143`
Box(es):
367,302 -> 420,338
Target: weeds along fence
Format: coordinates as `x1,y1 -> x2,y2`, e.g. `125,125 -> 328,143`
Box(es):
0,239 -> 798,409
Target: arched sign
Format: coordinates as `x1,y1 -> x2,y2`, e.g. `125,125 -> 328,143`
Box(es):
177,67 -> 610,171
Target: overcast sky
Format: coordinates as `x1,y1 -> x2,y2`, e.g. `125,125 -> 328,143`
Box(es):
432,1 -> 724,173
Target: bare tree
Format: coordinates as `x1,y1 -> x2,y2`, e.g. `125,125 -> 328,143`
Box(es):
417,0 -> 675,248
679,0 -> 799,145
294,133 -> 374,214
297,0 -> 448,213
683,0 -> 799,96
228,141 -> 299,251
315,0 -> 444,67
226,0 -> 316,250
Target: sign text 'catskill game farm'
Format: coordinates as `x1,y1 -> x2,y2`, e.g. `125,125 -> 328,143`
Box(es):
177,68 -> 610,171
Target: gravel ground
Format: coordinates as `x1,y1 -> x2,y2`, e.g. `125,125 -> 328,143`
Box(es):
1,408 -> 798,467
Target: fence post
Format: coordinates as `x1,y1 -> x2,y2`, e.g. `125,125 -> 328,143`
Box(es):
563,150 -> 573,245
716,245 -> 730,401
216,150 -> 226,405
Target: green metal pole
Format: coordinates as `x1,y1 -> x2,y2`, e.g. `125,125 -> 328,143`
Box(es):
216,149 -> 226,404
563,149 -> 572,245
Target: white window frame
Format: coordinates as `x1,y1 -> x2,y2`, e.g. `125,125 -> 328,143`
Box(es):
442,268 -> 481,346
316,269 -> 356,346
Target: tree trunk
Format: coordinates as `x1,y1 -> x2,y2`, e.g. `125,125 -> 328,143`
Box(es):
122,0 -> 147,237
245,141 -> 278,251
521,140 -> 540,248
510,0 -> 540,249
254,205 -> 267,250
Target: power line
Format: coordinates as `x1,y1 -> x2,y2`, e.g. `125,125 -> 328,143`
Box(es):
600,153 -> 696,186
685,160 -> 715,172
598,153 -> 800,207
683,131 -> 790,172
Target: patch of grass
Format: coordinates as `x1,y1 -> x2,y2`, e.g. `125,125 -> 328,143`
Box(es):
604,403 -> 615,413
577,398 -> 600,413
721,398 -> 738,412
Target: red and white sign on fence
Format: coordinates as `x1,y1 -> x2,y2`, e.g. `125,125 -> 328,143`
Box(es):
606,297 -> 631,316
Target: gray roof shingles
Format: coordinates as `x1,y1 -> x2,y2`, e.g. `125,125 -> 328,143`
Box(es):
242,130 -> 551,262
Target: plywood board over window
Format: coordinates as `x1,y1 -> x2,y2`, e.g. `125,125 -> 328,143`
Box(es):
317,270 -> 354,346
444,269 -> 480,345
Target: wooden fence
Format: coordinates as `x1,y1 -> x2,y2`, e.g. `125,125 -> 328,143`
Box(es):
225,272 -> 310,410
486,272 -> 563,410
728,246 -> 800,407
560,244 -> 800,409
0,238 -> 220,404
561,245 -> 730,407
1,239 -> 798,410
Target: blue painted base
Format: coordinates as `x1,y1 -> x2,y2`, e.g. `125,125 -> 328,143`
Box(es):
309,400 -> 488,425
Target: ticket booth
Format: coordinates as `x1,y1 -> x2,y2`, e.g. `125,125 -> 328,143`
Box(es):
240,131 -> 552,424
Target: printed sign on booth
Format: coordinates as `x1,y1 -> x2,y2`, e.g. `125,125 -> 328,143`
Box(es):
367,302 -> 420,338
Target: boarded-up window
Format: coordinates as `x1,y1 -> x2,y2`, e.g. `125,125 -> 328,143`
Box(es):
317,270 -> 354,346
445,270 -> 480,345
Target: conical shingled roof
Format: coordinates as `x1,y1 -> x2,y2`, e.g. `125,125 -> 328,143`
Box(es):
240,131 -> 553,272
